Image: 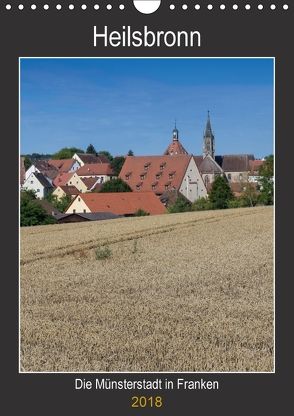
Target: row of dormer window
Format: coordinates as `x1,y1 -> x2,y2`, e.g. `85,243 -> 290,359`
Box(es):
126,171 -> 176,181
136,182 -> 173,191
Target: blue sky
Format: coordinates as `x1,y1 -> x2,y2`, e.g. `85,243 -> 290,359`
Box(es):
20,58 -> 274,158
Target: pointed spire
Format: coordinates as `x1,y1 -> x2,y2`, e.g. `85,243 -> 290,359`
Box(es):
203,111 -> 215,159
205,110 -> 213,137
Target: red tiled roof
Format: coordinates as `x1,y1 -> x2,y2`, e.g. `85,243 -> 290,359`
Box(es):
72,192 -> 166,216
119,155 -> 191,194
164,140 -> 189,156
76,163 -> 114,176
53,172 -> 74,187
48,159 -> 77,173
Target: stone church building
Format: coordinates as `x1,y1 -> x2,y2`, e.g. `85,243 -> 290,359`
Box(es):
120,112 -> 263,203
164,112 -> 262,196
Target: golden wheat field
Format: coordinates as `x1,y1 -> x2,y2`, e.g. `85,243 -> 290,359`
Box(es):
20,206 -> 274,372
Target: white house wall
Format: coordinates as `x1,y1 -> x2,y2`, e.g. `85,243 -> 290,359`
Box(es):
72,153 -> 85,167
22,172 -> 46,199
67,173 -> 88,193
25,165 -> 39,181
179,158 -> 207,202
66,196 -> 90,214
68,160 -> 81,172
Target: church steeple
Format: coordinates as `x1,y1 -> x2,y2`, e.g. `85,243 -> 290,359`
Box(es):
172,120 -> 179,141
164,121 -> 188,156
203,111 -> 215,159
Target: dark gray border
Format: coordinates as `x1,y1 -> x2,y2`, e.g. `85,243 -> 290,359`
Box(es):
2,2 -> 293,414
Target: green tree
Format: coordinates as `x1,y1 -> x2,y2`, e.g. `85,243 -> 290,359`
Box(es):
127,150 -> 134,156
99,178 -> 132,193
168,195 -> 191,213
97,150 -> 113,162
191,197 -> 213,211
258,155 -> 274,205
51,147 -> 84,159
86,144 -> 97,155
110,156 -> 125,176
209,175 -> 234,209
23,156 -> 32,170
46,192 -> 72,213
240,182 -> 259,207
20,190 -> 56,226
134,209 -> 150,216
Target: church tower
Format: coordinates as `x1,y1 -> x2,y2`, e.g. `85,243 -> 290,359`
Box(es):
164,122 -> 188,156
203,111 -> 215,159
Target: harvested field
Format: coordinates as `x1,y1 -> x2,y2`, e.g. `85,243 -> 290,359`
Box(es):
20,206 -> 274,372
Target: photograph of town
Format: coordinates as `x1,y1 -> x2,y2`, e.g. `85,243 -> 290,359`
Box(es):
20,58 -> 274,372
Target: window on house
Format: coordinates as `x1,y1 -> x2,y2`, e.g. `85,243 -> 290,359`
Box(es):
239,173 -> 243,181
165,182 -> 171,190
37,189 -> 40,192
156,172 -> 162,180
73,209 -> 76,213
169,171 -> 175,180
140,173 -> 146,180
83,209 -> 86,213
78,197 -> 81,201
30,181 -> 34,184
228,174 -> 231,181
160,162 -> 166,170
